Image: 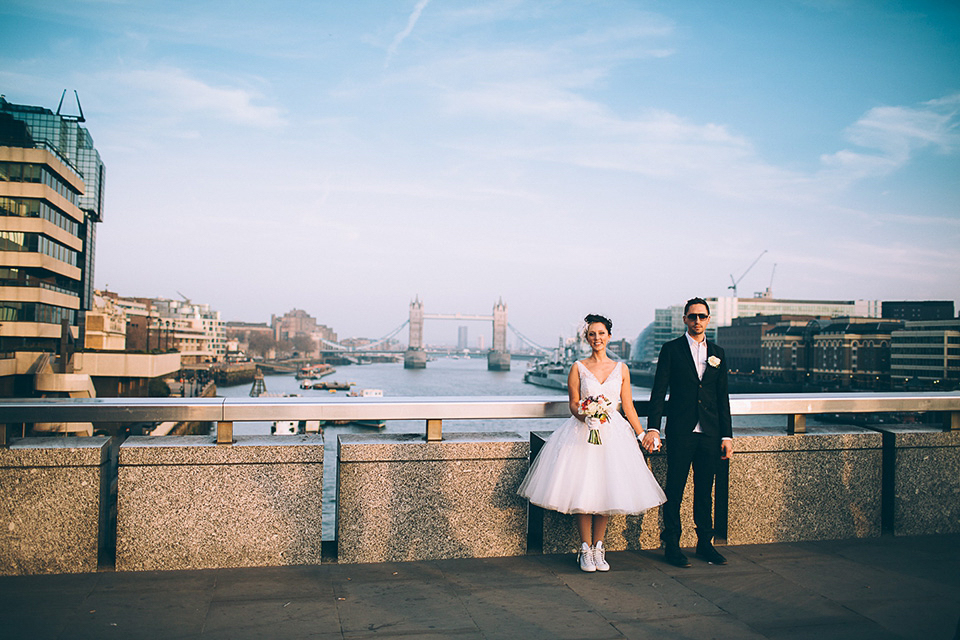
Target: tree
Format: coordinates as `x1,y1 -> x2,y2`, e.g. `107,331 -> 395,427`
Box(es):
246,332 -> 277,359
291,334 -> 316,357
276,339 -> 295,357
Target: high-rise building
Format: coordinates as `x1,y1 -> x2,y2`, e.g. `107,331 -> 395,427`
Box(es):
0,97 -> 185,410
1,94 -> 104,352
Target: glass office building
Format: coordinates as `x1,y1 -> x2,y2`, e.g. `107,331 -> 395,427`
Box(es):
0,94 -> 105,351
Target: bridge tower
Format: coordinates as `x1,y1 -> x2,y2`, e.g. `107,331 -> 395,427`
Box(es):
487,298 -> 510,371
404,296 -> 427,369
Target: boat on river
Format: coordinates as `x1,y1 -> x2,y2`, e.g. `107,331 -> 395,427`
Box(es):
523,361 -> 570,390
296,364 -> 335,380
300,379 -> 353,391
347,388 -> 383,397
523,339 -> 582,391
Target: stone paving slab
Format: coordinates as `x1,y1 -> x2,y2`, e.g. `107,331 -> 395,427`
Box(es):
1,534 -> 959,639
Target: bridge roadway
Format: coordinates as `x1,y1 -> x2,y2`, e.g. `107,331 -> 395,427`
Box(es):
3,533 -> 958,639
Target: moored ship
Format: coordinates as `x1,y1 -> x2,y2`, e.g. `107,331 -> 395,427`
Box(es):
523,339 -> 583,391
523,360 -> 569,390
296,363 -> 335,380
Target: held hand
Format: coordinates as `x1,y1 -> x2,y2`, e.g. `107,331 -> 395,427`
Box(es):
720,439 -> 734,460
641,430 -> 660,453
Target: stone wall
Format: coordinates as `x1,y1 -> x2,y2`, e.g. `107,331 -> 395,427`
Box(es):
0,437 -> 111,575
116,434 -> 323,571
2,422 -> 955,575
337,432 -> 529,564
874,425 -> 960,536
726,427 -> 882,544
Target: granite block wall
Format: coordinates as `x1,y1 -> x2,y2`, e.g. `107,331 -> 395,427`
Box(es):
337,432 -> 529,564
727,428 -> 882,545
875,426 -> 960,536
0,437 -> 111,575
116,435 -> 323,571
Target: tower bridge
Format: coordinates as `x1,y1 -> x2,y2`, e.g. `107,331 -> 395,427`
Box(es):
405,297 -> 510,370
307,298 -> 553,369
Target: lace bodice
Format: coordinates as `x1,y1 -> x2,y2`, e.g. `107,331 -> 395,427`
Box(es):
576,360 -> 622,410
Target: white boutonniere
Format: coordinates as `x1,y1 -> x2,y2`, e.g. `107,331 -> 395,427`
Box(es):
707,355 -> 721,368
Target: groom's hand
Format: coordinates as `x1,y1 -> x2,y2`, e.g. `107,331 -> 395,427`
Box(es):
641,430 -> 660,453
720,439 -> 734,460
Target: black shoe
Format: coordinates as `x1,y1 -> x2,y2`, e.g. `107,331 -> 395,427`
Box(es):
664,546 -> 691,568
696,542 -> 727,565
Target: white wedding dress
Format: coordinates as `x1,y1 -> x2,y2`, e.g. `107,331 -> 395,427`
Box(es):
517,361 -> 666,515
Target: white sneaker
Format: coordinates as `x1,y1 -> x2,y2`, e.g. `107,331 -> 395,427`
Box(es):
578,542 -> 596,572
593,541 -> 610,571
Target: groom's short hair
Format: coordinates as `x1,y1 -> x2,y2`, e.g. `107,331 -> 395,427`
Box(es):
684,297 -> 710,316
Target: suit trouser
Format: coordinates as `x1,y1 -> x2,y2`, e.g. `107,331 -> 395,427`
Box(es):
662,432 -> 719,545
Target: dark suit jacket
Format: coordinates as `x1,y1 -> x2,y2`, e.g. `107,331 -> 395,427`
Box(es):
648,335 -> 733,441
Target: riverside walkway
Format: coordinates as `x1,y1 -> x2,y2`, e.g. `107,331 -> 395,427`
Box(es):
3,534 -> 958,639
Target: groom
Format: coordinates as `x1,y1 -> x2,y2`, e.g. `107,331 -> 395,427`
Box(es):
642,297 -> 733,567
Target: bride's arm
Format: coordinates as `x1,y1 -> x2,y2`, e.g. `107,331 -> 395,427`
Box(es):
619,363 -> 644,436
622,363 -> 660,452
567,363 -> 585,421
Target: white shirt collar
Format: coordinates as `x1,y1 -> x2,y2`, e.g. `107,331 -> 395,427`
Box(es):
685,331 -> 707,348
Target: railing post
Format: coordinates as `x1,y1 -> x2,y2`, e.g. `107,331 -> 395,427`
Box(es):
0,423 -> 8,448
426,419 -> 442,442
216,421 -> 234,445
787,414 -> 806,435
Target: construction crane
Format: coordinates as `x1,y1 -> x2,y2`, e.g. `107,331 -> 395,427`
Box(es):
728,250 -> 767,298
756,263 -> 777,299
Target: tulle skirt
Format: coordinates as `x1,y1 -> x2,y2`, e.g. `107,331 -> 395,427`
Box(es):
517,413 -> 666,515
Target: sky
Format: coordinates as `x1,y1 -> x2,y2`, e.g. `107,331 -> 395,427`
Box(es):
1,0 -> 958,347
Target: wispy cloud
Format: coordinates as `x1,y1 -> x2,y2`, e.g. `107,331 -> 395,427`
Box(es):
102,67 -> 286,129
386,0 -> 431,66
819,93 -> 960,184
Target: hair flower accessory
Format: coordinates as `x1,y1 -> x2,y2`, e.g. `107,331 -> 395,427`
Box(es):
708,355 -> 721,368
579,394 -> 612,445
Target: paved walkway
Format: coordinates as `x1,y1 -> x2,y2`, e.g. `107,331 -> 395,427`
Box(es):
3,534 -> 959,639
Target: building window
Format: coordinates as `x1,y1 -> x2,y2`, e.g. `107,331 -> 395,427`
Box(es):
0,301 -> 76,325
0,231 -> 80,267
0,196 -> 80,236
0,162 -> 80,205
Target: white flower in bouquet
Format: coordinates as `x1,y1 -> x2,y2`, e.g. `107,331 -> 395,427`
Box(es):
579,394 -> 612,445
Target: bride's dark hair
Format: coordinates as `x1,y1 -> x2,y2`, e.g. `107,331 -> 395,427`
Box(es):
583,313 -> 613,336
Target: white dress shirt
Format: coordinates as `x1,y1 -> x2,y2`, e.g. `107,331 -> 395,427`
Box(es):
686,332 -> 707,434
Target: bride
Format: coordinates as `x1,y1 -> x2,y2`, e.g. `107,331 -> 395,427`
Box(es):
517,314 -> 666,572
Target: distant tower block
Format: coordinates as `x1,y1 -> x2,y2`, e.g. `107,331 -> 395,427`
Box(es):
404,296 -> 427,369
487,299 -> 510,371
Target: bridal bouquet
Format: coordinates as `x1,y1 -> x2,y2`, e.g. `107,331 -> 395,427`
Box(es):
579,394 -> 613,445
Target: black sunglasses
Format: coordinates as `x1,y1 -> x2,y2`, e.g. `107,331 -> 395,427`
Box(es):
686,313 -> 709,321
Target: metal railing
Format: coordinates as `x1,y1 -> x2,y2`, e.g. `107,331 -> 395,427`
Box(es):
1,392 -> 958,446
